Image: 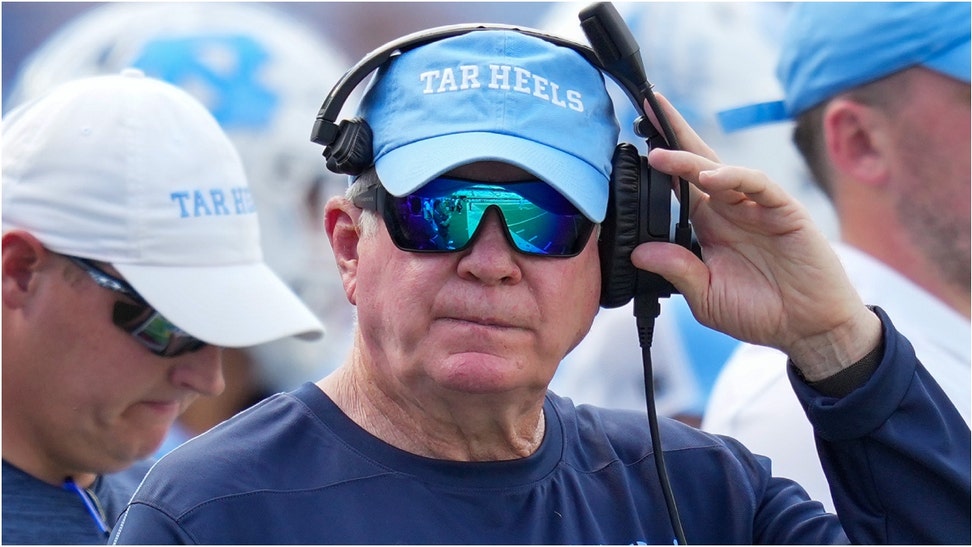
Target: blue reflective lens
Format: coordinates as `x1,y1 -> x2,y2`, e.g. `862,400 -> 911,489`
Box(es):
355,177 -> 595,257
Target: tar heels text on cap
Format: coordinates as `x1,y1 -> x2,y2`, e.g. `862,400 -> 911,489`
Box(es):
419,64 -> 585,112
170,187 -> 255,218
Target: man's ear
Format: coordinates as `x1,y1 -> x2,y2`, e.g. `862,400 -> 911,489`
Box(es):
2,231 -> 47,309
823,98 -> 892,187
324,196 -> 361,305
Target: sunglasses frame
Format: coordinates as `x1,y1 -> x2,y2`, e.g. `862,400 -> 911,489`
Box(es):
65,256 -> 207,357
352,177 -> 596,258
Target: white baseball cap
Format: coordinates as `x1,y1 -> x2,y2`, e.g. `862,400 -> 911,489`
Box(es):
2,69 -> 325,347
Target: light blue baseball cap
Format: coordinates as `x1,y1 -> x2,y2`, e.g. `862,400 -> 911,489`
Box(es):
718,2 -> 971,132
357,29 -> 620,223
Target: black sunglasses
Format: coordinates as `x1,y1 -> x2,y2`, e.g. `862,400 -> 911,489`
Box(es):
66,256 -> 207,357
353,177 -> 595,257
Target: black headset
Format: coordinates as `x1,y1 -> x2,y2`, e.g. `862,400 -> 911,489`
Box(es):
309,2 -> 695,314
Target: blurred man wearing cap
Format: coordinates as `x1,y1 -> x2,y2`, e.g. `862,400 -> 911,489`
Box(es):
1,70 -> 324,544
5,2 -> 357,460
112,23 -> 967,544
539,1 -> 835,427
706,2 -> 971,512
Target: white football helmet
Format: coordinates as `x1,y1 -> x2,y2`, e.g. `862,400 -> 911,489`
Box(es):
9,2 -> 356,391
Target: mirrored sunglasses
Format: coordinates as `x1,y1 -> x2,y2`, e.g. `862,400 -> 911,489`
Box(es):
66,256 -> 207,357
353,177 -> 595,257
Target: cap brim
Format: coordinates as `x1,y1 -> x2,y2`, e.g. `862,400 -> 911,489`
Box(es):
115,262 -> 325,347
375,132 -> 609,223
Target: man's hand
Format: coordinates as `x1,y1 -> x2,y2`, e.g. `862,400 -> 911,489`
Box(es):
635,94 -> 881,380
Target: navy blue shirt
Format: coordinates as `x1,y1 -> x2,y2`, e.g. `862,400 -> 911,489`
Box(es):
3,459 -> 152,544
111,310 -> 970,544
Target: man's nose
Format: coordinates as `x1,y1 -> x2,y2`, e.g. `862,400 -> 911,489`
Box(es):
169,345 -> 225,397
459,208 -> 523,284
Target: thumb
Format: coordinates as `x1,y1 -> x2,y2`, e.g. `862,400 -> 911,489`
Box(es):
630,240 -> 709,304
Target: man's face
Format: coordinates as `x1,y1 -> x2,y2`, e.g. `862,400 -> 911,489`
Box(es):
2,249 -> 224,482
890,67 -> 971,293
350,163 -> 602,402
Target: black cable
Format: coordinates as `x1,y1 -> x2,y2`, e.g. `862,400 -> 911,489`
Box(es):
636,311 -> 688,545
635,77 -> 691,547
579,4 -> 691,542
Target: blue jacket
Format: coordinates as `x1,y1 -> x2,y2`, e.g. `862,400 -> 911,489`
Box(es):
111,309 -> 970,544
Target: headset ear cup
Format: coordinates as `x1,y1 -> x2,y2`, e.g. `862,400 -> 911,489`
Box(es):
599,143 -> 643,308
324,117 -> 374,176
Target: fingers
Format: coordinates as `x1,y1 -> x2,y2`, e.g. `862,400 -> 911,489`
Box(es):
648,149 -> 796,218
698,165 -> 793,210
629,240 -> 708,306
642,93 -> 721,215
647,148 -> 713,217
643,93 -> 719,162
643,93 -> 796,217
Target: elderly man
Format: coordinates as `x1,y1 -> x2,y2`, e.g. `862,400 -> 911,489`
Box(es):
110,18 -> 968,545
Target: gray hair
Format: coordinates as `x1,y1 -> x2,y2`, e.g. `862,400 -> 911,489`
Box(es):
347,168 -> 381,237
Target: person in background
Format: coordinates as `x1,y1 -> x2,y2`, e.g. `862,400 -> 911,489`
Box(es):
111,23 -> 967,544
539,2 -> 836,424
6,2 -> 357,455
705,1 -> 971,511
1,70 -> 324,544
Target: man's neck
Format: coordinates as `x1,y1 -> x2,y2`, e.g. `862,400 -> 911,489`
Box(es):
842,229 -> 970,320
316,363 -> 546,461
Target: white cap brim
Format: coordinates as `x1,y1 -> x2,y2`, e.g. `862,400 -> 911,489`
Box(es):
115,262 -> 325,347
